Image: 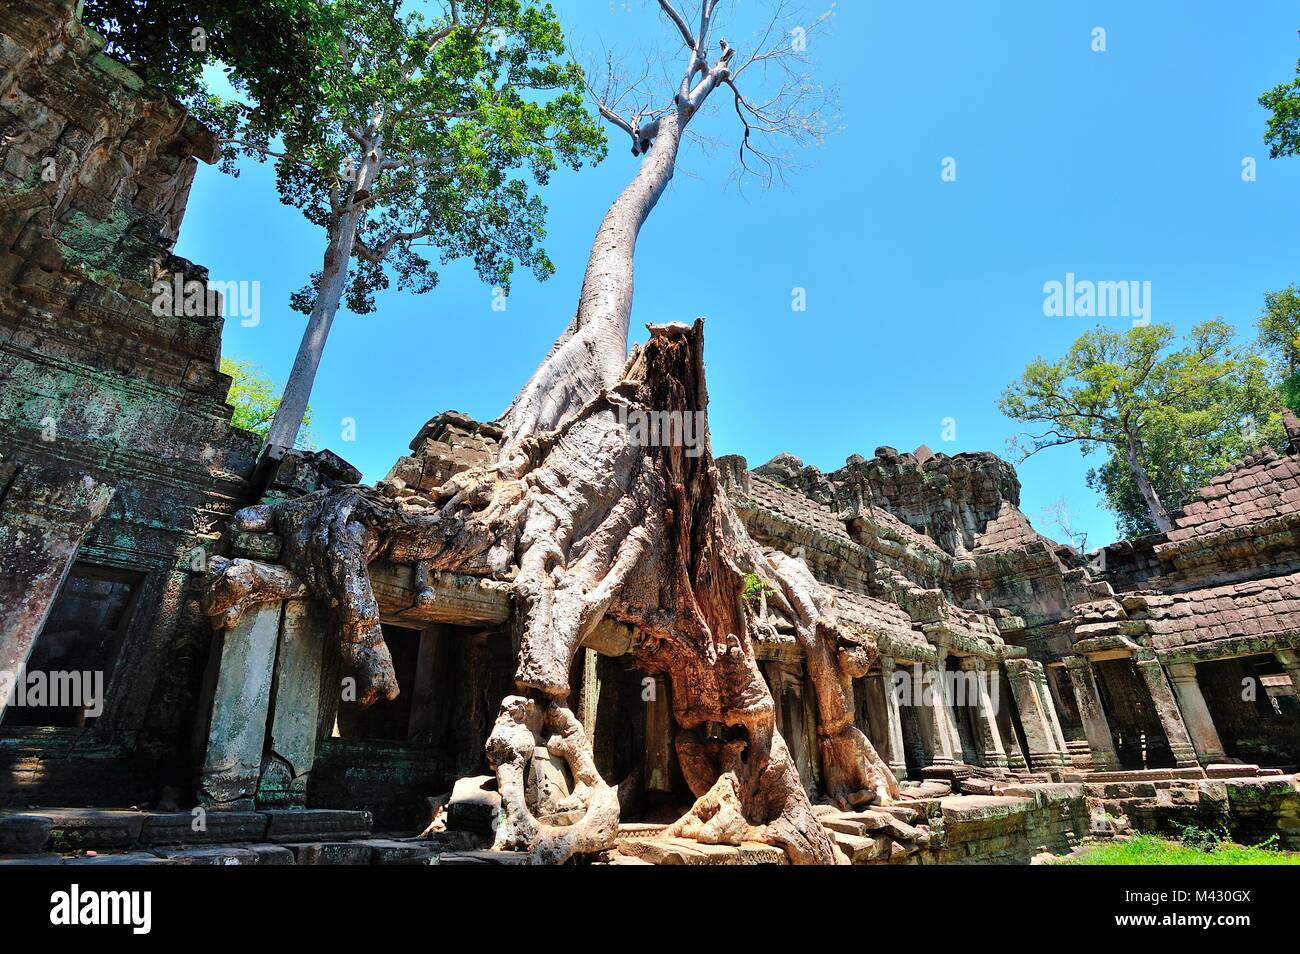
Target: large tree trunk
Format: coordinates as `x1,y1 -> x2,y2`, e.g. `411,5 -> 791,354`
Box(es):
208,320 -> 896,864
206,110 -> 899,864
498,111 -> 684,458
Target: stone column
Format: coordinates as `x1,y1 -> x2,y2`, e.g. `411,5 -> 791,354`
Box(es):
1033,664 -> 1071,757
1275,649 -> 1300,697
258,600 -> 329,807
1133,652 -> 1199,768
578,647 -> 600,737
199,601 -> 283,807
919,662 -> 955,766
876,657 -> 908,780
898,662 -> 928,771
0,468 -> 114,722
1062,656 -> 1121,772
933,649 -> 969,764
994,667 -> 1028,770
406,624 -> 444,744
1167,661 -> 1227,764
1004,659 -> 1068,770
963,658 -> 1008,769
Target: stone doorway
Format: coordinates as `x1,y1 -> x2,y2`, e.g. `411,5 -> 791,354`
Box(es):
1197,655 -> 1299,766
1093,657 -> 1174,769
1,562 -> 142,729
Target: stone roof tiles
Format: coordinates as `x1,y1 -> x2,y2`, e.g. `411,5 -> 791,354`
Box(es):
1136,570 -> 1300,652
1166,449 -> 1300,544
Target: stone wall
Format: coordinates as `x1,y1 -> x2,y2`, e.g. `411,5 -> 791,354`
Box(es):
921,787 -> 1090,864
0,0 -> 261,805
1107,775 -> 1300,851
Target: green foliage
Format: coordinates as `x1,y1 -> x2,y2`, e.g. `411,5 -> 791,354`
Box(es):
87,1 -> 606,318
1283,371 -> 1300,413
218,0 -> 606,317
1179,823 -> 1228,852
1260,38 -> 1300,160
1071,834 -> 1299,865
742,573 -> 775,607
1259,284 -> 1300,382
83,0 -> 329,107
221,358 -> 314,448
1001,321 -> 1283,537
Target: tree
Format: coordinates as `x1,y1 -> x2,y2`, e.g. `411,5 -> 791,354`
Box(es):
498,0 -> 833,450
221,357 -> 314,448
83,1 -> 331,107
195,0 -> 608,451
1260,33 -> 1300,159
1085,376 -> 1284,538
1258,284 -> 1300,411
204,1 -> 869,865
1001,321 -> 1280,534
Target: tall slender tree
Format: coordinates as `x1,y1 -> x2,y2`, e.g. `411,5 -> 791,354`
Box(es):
499,0 -> 833,456
199,0 -> 607,450
1002,321 -> 1280,534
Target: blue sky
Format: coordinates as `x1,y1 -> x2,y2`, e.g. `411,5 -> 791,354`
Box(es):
178,1 -> 1300,551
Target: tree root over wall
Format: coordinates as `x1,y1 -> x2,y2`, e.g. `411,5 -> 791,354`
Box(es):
206,319 -> 897,864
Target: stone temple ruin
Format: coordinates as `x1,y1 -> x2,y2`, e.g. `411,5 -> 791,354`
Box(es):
0,1 -> 1298,865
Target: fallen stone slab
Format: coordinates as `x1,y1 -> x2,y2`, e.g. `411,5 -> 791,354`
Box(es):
42,809 -> 145,850
832,831 -> 891,864
1084,781 -> 1158,799
736,842 -> 787,865
140,810 -> 268,846
357,838 -> 439,865
0,814 -> 53,853
247,844 -> 295,865
285,841 -> 373,865
64,851 -> 172,865
899,780 -> 952,798
446,775 -> 501,834
419,828 -> 492,852
1205,764 -> 1259,779
607,852 -> 653,865
150,846 -> 260,865
1085,768 -> 1204,783
820,815 -> 870,837
0,853 -> 62,865
264,809 -> 371,843
616,837 -> 711,865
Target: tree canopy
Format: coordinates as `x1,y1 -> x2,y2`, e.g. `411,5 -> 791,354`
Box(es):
91,0 -> 608,450
1001,321 -> 1282,535
1260,33 -> 1300,160
83,0 -> 332,108
1258,284 -> 1300,411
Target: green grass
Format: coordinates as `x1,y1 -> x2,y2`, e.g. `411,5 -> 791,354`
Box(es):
1071,834 -> 1300,865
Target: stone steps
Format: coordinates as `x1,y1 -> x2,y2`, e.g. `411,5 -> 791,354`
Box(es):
0,807 -> 373,855
0,838 -> 444,866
